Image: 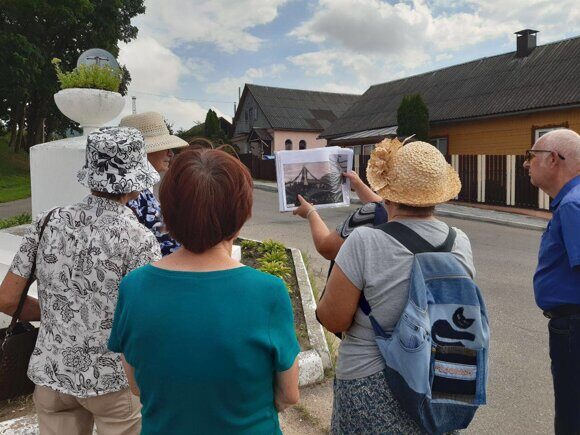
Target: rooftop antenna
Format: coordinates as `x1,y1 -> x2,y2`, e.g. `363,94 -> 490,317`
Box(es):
132,96 -> 137,114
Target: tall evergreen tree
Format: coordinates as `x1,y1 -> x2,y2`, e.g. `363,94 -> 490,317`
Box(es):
396,94 -> 429,142
204,109 -> 221,139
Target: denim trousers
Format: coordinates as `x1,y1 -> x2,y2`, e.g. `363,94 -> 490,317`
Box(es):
549,315 -> 580,435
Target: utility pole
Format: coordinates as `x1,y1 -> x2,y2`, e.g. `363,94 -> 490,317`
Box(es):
132,96 -> 137,114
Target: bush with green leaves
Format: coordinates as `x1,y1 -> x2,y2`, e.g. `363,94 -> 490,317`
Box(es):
240,239 -> 259,252
258,260 -> 292,285
52,58 -> 121,92
258,250 -> 289,264
258,239 -> 286,256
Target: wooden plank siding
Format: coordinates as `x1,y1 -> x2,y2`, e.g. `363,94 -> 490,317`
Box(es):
430,107 -> 580,155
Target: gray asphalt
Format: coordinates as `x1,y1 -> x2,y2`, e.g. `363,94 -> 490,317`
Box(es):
0,197 -> 31,219
242,188 -> 552,435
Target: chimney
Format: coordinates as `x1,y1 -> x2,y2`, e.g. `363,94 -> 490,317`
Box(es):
515,29 -> 539,57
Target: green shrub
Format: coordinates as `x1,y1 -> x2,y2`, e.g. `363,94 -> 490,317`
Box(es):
240,239 -> 259,251
258,260 -> 292,284
259,250 -> 289,264
0,213 -> 31,229
258,239 -> 286,256
52,58 -> 121,92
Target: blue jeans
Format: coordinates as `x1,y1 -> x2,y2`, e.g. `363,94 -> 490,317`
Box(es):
549,315 -> 580,435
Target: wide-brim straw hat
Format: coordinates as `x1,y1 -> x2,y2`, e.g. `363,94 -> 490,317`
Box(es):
120,111 -> 188,153
77,126 -> 160,194
366,138 -> 461,207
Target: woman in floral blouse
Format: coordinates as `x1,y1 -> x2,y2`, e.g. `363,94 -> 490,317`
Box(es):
120,112 -> 188,256
0,127 -> 161,435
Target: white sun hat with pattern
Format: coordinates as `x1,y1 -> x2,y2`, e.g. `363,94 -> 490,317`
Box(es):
366,138 -> 461,207
77,126 -> 160,194
119,111 -> 188,153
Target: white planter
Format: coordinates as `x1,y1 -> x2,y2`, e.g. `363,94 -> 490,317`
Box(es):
54,88 -> 125,135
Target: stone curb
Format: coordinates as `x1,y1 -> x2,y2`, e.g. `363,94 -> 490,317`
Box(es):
289,248 -> 332,372
252,182 -> 547,232
434,209 -> 547,232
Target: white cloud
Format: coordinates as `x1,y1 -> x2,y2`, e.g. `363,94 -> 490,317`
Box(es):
119,36 -> 187,94
112,94 -> 207,131
288,0 -> 580,89
207,64 -> 287,97
139,0 -> 288,53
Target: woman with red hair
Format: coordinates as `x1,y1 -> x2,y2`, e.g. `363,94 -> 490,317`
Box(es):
108,149 -> 300,434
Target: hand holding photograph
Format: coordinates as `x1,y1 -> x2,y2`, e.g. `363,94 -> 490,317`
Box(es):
275,147 -> 353,212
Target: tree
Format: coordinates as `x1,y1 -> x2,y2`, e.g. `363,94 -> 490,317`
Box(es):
0,0 -> 145,150
203,109 -> 221,139
396,94 -> 429,142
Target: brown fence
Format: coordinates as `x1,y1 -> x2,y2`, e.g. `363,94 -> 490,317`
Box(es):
457,155 -> 478,203
239,154 -> 276,181
485,155 -> 507,205
513,155 -> 540,208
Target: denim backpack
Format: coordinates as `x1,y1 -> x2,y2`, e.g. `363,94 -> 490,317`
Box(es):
360,222 -> 489,435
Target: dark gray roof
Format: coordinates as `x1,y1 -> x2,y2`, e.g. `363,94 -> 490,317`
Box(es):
321,35 -> 580,138
246,84 -> 360,131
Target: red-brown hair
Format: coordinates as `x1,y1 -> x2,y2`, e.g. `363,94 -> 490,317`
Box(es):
159,149 -> 253,253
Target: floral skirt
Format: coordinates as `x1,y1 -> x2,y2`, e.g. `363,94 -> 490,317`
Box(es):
331,369 -> 424,435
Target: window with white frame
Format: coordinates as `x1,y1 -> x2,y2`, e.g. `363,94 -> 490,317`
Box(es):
534,127 -> 565,141
430,137 -> 448,155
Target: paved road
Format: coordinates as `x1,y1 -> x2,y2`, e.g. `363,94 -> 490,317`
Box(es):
242,189 -> 552,434
0,197 -> 31,219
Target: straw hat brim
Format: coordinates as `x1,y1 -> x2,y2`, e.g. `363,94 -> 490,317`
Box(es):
144,134 -> 188,154
377,165 -> 462,207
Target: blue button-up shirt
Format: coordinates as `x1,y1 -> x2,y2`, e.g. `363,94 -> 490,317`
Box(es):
534,176 -> 580,310
127,189 -> 180,256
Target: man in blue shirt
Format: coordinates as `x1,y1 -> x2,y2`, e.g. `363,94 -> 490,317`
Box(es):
524,128 -> 580,434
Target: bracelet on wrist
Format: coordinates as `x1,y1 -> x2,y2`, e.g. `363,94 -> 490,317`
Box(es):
306,208 -> 318,219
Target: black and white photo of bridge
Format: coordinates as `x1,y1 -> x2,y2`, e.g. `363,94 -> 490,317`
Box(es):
283,155 -> 347,207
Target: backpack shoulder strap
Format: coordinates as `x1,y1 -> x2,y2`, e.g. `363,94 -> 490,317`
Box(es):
374,221 -> 456,254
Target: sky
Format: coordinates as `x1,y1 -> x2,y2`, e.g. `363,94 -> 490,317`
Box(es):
114,0 -> 580,130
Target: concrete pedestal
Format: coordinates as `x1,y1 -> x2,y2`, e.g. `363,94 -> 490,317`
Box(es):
30,137 -> 88,216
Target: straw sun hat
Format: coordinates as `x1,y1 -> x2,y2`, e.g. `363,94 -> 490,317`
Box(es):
120,111 -> 188,154
366,138 -> 461,207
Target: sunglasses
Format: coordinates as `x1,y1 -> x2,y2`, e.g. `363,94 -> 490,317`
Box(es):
524,149 -> 566,162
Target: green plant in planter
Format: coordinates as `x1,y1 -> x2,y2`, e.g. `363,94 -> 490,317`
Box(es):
258,260 -> 292,286
258,239 -> 286,256
259,250 -> 289,264
240,239 -> 259,253
52,58 -> 122,92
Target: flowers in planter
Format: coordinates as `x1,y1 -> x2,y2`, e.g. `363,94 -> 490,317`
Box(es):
52,58 -> 122,92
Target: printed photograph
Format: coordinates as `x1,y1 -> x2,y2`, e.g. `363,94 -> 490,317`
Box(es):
283,160 -> 344,207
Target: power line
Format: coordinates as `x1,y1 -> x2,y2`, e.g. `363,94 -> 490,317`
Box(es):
130,90 -> 235,104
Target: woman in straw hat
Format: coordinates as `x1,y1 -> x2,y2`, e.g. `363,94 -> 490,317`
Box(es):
0,127 -> 161,434
315,139 -> 476,434
120,112 -> 188,256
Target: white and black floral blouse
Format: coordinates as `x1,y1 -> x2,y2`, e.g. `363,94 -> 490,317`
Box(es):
9,195 -> 161,398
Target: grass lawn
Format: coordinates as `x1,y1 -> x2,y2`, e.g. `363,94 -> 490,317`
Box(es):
0,135 -> 31,203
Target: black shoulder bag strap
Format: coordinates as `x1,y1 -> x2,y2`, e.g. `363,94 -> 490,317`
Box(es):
6,208 -> 58,332
358,221 -> 457,320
